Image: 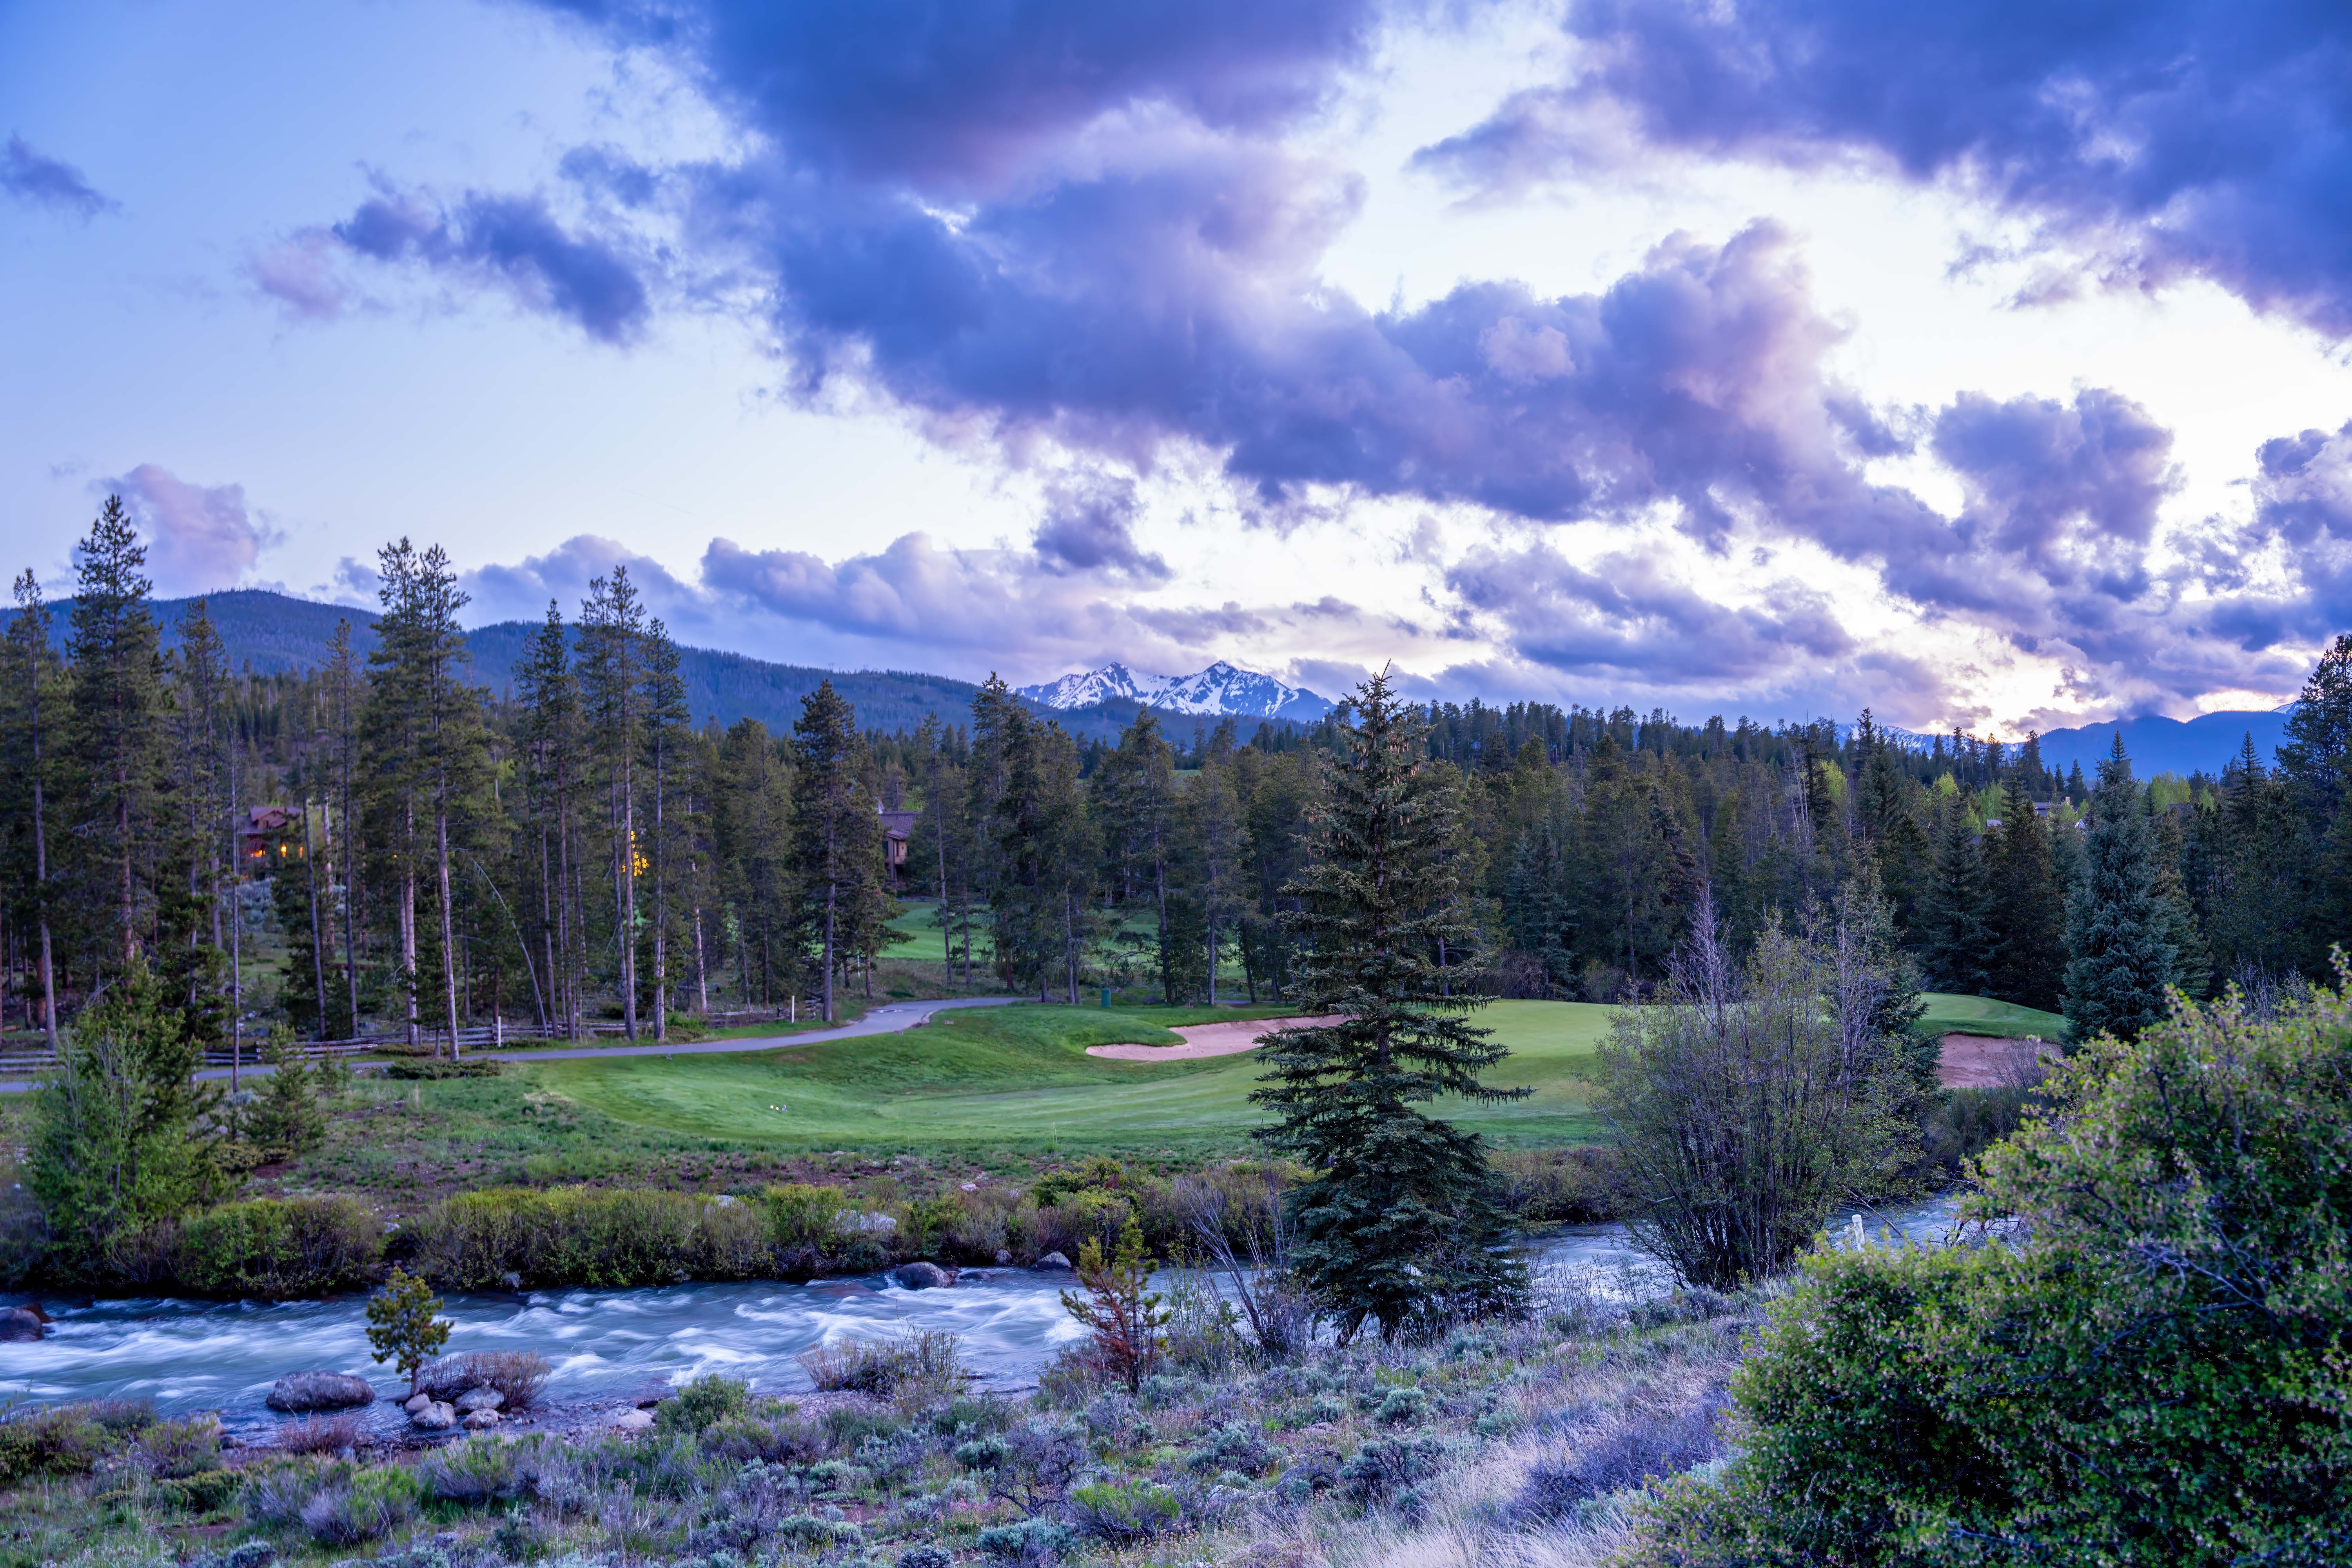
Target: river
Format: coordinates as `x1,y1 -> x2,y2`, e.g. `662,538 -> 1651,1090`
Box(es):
0,1197 -> 1982,1440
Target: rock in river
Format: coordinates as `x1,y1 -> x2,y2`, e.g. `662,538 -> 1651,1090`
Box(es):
1034,1252 -> 1073,1272
410,1401 -> 459,1432
893,1261 -> 954,1290
0,1307 -> 45,1342
265,1371 -> 377,1412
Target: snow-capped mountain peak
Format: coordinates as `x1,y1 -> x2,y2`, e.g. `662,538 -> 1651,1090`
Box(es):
1017,660 -> 1330,721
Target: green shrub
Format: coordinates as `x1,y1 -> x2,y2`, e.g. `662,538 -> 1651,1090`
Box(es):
656,1374 -> 753,1435
381,1058 -> 502,1080
301,1464 -> 419,1545
1066,1477 -> 1181,1544
131,1414 -> 223,1479
151,1196 -> 382,1298
799,1330 -> 965,1403
403,1185 -> 774,1289
764,1183 -> 847,1252
1630,986 -> 2352,1566
0,1399 -> 151,1485
1490,1146 -> 1619,1223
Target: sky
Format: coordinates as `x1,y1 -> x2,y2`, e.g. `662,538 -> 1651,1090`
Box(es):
4,0 -> 2351,735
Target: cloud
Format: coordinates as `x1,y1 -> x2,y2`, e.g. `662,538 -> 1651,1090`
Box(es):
1420,0 -> 2352,336
259,185 -> 652,342
459,534 -> 706,625
2,134 -> 116,218
104,465 -> 272,596
1033,472 -> 1167,577
1446,541 -> 1855,689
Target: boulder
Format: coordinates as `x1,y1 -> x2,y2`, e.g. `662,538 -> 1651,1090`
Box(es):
455,1387 -> 505,1414
611,1407 -> 655,1432
409,1401 -> 459,1432
403,1392 -> 432,1416
0,1307 -> 45,1343
264,1371 -> 376,1412
1034,1251 -> 1073,1272
994,1249 -> 1013,1267
893,1261 -> 953,1290
461,1408 -> 501,1431
840,1210 -> 897,1235
499,1271 -> 524,1294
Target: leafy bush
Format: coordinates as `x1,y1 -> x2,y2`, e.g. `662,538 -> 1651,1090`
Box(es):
976,1517 -> 1078,1562
0,1399 -> 152,1483
279,1413 -> 363,1455
402,1185 -> 773,1288
418,1436 -> 521,1504
799,1330 -> 964,1403
151,1196 -> 382,1298
1630,987 -> 2352,1566
1066,1476 -> 1182,1544
1340,1434 -> 1445,1503
1375,1387 -> 1429,1425
418,1348 -> 553,1410
381,1058 -> 503,1079
655,1374 -> 753,1435
764,1183 -> 847,1253
300,1464 -> 420,1545
1490,1145 -> 1620,1223
131,1414 -> 222,1479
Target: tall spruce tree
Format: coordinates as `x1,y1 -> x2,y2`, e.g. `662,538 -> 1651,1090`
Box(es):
321,619 -> 365,1038
787,680 -> 882,1022
65,497 -> 167,969
578,571 -> 646,1038
1984,778 -> 2065,1010
1101,710 -> 1179,1002
4,572 -> 62,1049
514,603 -> 579,1035
1920,800 -> 1996,996
1252,670 -> 1527,1341
2063,737 -> 2174,1040
642,619 -> 690,1039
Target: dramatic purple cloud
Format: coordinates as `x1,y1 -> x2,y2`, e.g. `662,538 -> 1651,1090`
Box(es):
460,533 -> 706,625
536,0 -> 1380,191
1422,0 -> 2352,335
1033,471 -> 1168,578
104,465 -> 271,596
1447,541 -> 1855,688
2,134 -> 116,219
261,185 -> 651,342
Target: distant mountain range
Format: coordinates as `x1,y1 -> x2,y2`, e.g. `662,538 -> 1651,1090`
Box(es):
1886,709 -> 2294,781
1017,660 -> 1331,721
1,590 -> 2303,771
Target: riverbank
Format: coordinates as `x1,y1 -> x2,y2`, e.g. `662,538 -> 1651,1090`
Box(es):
0,1256 -> 1762,1568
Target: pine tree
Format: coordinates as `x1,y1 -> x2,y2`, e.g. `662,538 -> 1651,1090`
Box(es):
788,681 -> 882,1022
1252,670 -> 1527,1341
4,572 -> 62,1050
2063,737 -> 2174,1040
641,619 -> 690,1040
1187,728 -> 1245,1004
322,619 -> 365,1039
1100,711 -> 1179,1002
514,603 -> 578,1036
65,496 -> 167,970
1984,779 -> 2065,1010
366,541 -> 483,1056
1920,801 -> 1996,996
578,571 -> 646,1038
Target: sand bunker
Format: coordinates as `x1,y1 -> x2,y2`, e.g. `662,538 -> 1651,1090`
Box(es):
1087,1015 -> 1345,1062
1938,1032 -> 2059,1088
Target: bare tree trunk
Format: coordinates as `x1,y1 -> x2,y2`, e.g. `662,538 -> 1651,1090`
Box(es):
652,750 -> 666,1043
437,792 -> 462,1060
28,691 -> 58,1053
227,751 -> 242,1089
402,800 -> 419,1052
693,894 -> 709,1014
303,793 -> 328,1036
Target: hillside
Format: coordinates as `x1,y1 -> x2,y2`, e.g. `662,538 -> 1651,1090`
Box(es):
0,589 -> 1207,741
2032,708 -> 2293,780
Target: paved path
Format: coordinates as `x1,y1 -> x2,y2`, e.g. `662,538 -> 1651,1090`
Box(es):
0,996 -> 1023,1093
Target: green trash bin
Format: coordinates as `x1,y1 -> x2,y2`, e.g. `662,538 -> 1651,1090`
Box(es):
1101,987 -> 1112,1008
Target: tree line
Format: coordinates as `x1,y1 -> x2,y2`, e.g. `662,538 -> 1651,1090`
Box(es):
6,501 -> 2350,1053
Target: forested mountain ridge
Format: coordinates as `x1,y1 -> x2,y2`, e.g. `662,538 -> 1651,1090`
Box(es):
0,589 -> 1148,741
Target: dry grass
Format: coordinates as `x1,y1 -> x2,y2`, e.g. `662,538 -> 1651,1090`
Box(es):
278,1412 -> 365,1454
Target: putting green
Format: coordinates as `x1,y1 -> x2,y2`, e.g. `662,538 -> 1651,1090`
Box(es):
1918,992 -> 2067,1040
528,999 -> 1611,1156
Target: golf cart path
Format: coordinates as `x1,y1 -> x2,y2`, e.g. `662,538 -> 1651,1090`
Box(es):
0,996 -> 1022,1093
